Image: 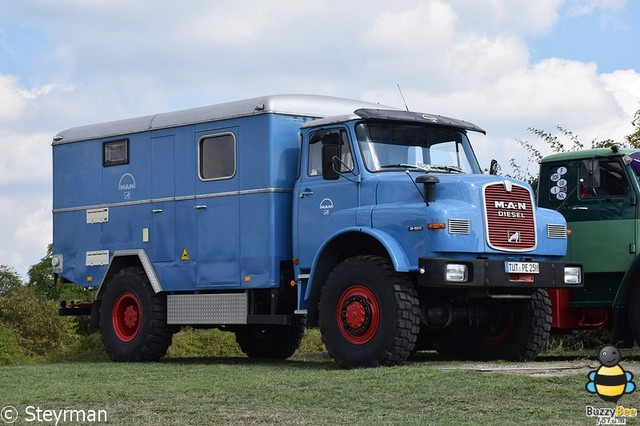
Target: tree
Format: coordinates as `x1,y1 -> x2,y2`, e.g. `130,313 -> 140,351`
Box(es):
509,109 -> 640,185
0,264 -> 23,296
27,244 -> 55,299
28,244 -> 96,302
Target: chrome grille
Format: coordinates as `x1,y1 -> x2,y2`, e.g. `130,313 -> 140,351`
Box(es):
547,224 -> 567,239
448,219 -> 470,234
483,182 -> 536,251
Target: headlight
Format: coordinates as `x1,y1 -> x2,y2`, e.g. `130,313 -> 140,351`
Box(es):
446,264 -> 468,283
51,254 -> 63,273
564,266 -> 582,284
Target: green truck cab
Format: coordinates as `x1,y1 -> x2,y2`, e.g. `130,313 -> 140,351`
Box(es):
539,147 -> 640,345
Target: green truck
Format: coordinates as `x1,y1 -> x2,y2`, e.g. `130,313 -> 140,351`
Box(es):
539,146 -> 640,346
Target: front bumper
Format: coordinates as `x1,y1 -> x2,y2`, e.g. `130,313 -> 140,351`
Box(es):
418,257 -> 583,288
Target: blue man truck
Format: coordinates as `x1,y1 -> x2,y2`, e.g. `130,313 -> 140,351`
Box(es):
53,94 -> 582,368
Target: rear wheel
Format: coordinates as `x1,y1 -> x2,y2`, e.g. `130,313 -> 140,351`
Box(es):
319,255 -> 420,368
99,267 -> 175,361
235,316 -> 305,359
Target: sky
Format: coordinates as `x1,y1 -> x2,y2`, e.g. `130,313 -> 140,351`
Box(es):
0,0 -> 639,279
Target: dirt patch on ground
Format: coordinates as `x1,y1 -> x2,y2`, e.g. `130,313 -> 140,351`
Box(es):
435,360 -> 598,377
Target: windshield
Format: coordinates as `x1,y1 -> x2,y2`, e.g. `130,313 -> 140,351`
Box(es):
355,122 -> 480,174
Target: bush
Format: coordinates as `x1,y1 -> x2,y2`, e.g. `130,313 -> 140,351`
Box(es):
0,286 -> 104,363
167,328 -> 244,358
0,322 -> 29,364
298,328 -> 325,353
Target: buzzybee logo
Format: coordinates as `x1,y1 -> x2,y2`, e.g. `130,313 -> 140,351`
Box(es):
585,345 -> 637,425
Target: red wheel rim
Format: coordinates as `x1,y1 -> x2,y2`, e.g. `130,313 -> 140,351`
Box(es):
479,302 -> 515,342
337,285 -> 380,345
112,292 -> 141,342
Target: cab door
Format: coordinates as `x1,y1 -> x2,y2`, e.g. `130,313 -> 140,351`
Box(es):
295,127 -> 359,270
550,157 -> 637,305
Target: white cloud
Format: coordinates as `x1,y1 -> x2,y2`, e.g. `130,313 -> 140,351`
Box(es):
0,75 -> 27,121
453,0 -> 563,35
364,1 -> 458,50
600,69 -> 640,117
565,0 -> 627,16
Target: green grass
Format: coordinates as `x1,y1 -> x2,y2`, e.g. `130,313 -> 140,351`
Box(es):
0,351 -> 631,426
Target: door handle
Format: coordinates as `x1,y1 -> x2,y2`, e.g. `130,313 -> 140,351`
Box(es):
152,209 -> 163,214
299,190 -> 314,199
195,205 -> 207,210
571,206 -> 588,211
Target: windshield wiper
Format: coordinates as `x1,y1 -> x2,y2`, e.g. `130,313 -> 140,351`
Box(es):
380,164 -> 432,172
379,164 -> 464,174
428,164 -> 464,174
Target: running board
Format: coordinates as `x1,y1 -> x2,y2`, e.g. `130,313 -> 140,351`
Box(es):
166,293 -> 294,325
167,293 -> 248,325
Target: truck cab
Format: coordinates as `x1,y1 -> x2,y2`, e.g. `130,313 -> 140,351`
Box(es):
290,108 -> 582,366
539,147 -> 640,345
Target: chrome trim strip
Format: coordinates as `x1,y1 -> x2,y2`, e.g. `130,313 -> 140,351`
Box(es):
52,187 -> 292,213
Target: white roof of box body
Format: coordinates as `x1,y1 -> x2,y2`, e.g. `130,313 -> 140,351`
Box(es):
53,94 -> 390,144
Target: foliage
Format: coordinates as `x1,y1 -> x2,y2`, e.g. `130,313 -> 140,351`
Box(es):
0,286 -> 76,359
28,244 -> 95,302
0,322 -> 29,364
0,264 -> 23,296
0,284 -> 106,364
167,328 -> 243,358
508,109 -> 640,185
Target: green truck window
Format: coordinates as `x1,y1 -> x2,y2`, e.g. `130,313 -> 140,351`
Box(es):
579,159 -> 628,198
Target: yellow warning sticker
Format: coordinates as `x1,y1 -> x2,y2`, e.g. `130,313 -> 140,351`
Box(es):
181,248 -> 190,261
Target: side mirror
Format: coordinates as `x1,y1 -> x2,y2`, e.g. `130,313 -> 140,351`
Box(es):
322,144 -> 340,180
489,159 -> 500,175
580,159 -> 601,188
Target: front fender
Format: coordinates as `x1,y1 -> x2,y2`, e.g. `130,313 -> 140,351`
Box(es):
304,227 -> 413,301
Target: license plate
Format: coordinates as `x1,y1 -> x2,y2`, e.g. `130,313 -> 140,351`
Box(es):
505,261 -> 539,274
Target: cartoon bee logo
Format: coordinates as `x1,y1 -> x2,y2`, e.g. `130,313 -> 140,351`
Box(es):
586,345 -> 635,403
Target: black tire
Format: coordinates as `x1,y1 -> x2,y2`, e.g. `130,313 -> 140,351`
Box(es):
235,316 -> 305,359
319,255 -> 420,368
99,267 -> 175,361
628,286 -> 640,345
456,289 -> 552,361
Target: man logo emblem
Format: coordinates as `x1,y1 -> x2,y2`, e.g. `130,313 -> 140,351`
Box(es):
508,231 -> 520,243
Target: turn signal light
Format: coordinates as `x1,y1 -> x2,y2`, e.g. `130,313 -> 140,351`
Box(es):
427,223 -> 446,230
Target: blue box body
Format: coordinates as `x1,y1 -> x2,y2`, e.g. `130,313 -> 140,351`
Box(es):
53,103 -> 312,291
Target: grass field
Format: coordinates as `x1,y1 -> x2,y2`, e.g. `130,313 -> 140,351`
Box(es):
1,348 -> 636,425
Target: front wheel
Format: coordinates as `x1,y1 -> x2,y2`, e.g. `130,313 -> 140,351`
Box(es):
319,256 -> 420,368
99,267 -> 175,361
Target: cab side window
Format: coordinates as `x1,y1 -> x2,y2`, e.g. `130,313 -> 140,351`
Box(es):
308,129 -> 353,177
579,159 -> 628,198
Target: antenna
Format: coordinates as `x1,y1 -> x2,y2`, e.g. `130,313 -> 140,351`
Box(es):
397,84 -> 410,112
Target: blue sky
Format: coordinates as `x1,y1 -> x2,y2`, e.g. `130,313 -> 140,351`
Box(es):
0,0 -> 639,278
529,1 -> 639,72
